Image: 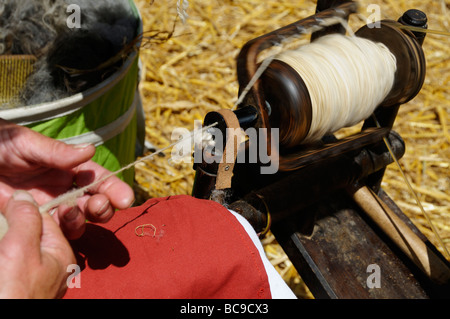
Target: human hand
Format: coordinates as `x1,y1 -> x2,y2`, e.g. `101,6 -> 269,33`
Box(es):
0,191 -> 75,298
0,119 -> 135,239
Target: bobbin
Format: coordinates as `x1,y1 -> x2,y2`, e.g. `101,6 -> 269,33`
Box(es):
355,21 -> 426,107
235,1 -> 358,151
260,20 -> 426,149
236,1 -> 426,165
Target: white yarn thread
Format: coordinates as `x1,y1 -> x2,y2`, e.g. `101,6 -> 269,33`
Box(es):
274,33 -> 397,143
38,122 -> 218,215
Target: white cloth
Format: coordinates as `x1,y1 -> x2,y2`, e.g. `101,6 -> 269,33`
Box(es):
229,209 -> 297,299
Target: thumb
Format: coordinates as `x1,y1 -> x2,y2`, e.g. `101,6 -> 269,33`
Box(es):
14,123 -> 96,170
0,191 -> 43,253
0,120 -> 96,171
1,191 -> 74,264
40,211 -> 76,298
0,191 -> 75,298
31,134 -> 96,171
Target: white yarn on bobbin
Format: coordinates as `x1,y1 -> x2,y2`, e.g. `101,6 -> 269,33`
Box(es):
274,33 -> 397,143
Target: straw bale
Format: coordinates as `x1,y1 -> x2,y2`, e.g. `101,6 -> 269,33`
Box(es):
133,0 -> 449,298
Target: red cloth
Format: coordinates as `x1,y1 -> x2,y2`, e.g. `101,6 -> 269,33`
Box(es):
63,195 -> 272,299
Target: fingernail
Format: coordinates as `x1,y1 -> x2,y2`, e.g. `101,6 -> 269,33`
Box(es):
96,200 -> 110,217
64,206 -> 79,222
48,208 -> 58,217
72,143 -> 93,149
12,190 -> 37,205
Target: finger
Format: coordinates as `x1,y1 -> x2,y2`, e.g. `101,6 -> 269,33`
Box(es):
83,194 -> 115,223
97,178 -> 135,210
40,211 -> 76,272
1,191 -> 42,258
32,141 -> 96,171
0,182 -> 15,212
16,169 -> 75,192
57,193 -> 115,238
15,125 -> 96,170
0,169 -> 76,207
74,161 -> 135,210
29,206 -> 75,299
57,204 -> 86,240
40,211 -> 76,299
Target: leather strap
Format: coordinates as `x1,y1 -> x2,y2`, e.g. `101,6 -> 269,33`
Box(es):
215,109 -> 241,190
